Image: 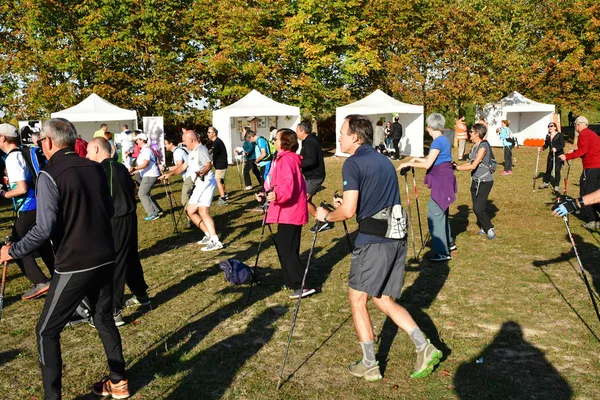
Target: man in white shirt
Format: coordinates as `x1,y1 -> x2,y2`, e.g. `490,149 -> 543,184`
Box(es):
182,130 -> 222,251
159,135 -> 192,228
129,133 -> 163,220
0,123 -> 55,299
119,124 -> 134,169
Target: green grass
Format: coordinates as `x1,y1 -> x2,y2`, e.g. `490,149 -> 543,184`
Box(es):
1,144 -> 599,400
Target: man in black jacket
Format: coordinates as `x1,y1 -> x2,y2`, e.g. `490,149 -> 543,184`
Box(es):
208,126 -> 229,205
1,119 -> 130,399
87,137 -> 150,321
390,116 -> 403,160
296,122 -> 332,232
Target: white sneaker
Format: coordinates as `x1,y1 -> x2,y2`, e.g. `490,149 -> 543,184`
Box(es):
201,240 -> 223,252
197,236 -> 211,245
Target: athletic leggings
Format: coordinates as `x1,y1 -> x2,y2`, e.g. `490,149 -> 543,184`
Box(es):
471,180 -> 494,232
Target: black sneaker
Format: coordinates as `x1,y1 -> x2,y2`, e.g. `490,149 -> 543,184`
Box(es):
449,242 -> 457,252
429,254 -> 452,262
309,222 -> 334,233
289,288 -> 316,299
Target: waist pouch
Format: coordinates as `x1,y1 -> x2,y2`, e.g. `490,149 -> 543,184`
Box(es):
358,205 -> 407,239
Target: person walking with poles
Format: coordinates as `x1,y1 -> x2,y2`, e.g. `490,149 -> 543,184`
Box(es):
87,138 -> 150,321
0,124 -> 55,300
256,128 -> 314,299
498,120 -> 514,175
399,113 -> 458,260
315,114 -> 442,381
539,122 -> 565,192
161,135 -> 192,228
558,116 -> 600,229
183,130 -> 223,251
130,133 -> 163,220
0,119 -> 130,399
454,123 -> 497,239
295,121 -> 331,233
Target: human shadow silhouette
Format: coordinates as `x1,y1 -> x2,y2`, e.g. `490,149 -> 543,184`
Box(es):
164,306 -> 286,399
0,349 -> 21,368
450,204 -> 471,239
454,321 -> 572,400
125,283 -> 279,397
376,259 -> 450,375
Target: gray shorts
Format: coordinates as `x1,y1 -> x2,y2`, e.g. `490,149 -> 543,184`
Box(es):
305,178 -> 324,197
349,240 -> 407,298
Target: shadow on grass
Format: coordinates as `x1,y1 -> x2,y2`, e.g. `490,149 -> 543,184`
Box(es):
532,232 -> 600,340
377,258 -> 450,376
0,349 -> 21,367
125,280 -> 280,398
454,321 -> 572,400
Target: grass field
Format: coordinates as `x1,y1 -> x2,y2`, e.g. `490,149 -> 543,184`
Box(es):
0,142 -> 599,400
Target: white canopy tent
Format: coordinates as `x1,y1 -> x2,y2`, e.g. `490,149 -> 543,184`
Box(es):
479,91 -> 555,147
335,90 -> 424,157
211,90 -> 301,164
51,93 -> 138,142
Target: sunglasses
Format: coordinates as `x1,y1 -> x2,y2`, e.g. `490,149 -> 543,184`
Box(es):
548,125 -> 556,128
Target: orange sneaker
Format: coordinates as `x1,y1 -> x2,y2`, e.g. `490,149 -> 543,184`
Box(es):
92,377 -> 130,399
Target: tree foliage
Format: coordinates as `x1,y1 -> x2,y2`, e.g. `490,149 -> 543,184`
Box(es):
1,0 -> 599,123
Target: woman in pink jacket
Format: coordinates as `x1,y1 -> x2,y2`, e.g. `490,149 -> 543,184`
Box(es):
258,128 -> 314,299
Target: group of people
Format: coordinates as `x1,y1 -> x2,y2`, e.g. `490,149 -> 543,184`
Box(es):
372,116 -> 404,159
1,108 -> 599,399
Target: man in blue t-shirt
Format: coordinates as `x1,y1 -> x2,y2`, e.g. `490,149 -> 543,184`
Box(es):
315,115 -> 442,381
0,123 -> 55,300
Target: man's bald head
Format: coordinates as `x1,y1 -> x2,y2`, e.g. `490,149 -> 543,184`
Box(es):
87,137 -> 112,163
182,130 -> 198,149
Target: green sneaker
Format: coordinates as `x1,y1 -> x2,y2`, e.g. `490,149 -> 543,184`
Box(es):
348,360 -> 382,381
411,340 -> 443,378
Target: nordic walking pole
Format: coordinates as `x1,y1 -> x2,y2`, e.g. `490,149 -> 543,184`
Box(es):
276,204 -> 323,390
533,147 -> 541,191
563,160 -> 571,195
247,186 -> 276,305
334,191 -> 353,251
411,167 -> 424,247
246,204 -> 267,305
562,216 -> 600,322
0,261 -> 8,321
400,167 -> 417,259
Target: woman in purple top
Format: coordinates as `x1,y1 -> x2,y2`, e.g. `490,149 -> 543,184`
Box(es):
399,113 -> 457,262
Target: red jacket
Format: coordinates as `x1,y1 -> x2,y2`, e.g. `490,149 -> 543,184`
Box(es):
264,150 -> 308,225
566,127 -> 600,169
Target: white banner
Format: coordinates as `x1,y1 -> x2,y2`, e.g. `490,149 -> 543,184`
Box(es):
142,116 -> 165,165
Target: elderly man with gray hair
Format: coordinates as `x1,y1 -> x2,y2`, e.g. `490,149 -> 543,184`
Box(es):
399,113 -> 459,259
0,119 -> 130,399
559,116 -> 600,229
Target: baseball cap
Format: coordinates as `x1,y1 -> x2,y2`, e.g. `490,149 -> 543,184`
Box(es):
0,123 -> 18,138
135,133 -> 148,141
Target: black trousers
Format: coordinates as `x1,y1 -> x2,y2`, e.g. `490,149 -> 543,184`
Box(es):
543,154 -> 563,187
12,210 -> 55,284
111,213 -> 148,311
471,180 -> 494,232
392,139 -> 401,157
503,146 -> 513,171
275,224 -> 304,290
36,264 -> 126,400
580,168 -> 600,222
243,159 -> 263,187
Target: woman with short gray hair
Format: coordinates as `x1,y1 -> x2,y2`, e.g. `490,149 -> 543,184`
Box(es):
398,113 -> 457,262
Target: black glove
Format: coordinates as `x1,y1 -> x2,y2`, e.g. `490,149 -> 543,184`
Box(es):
452,161 -> 458,170
552,195 -> 579,216
399,167 -> 410,176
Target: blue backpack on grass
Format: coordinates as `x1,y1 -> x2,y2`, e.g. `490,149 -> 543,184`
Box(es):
219,259 -> 253,285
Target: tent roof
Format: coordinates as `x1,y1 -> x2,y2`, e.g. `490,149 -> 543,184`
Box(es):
336,90 -> 423,114
486,91 -> 554,113
51,93 -> 137,122
213,90 -> 300,117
